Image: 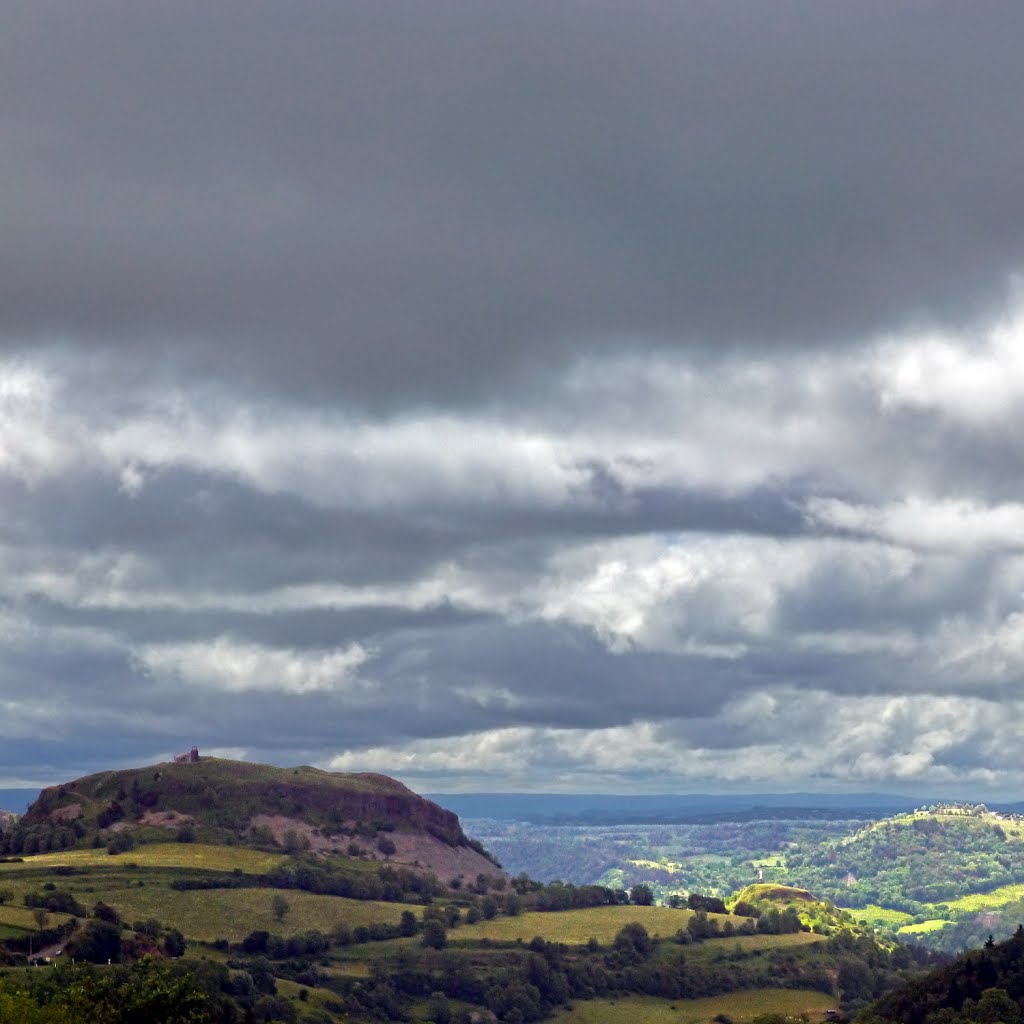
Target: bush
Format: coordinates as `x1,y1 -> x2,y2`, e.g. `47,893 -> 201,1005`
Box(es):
106,832 -> 136,855
421,920 -> 447,949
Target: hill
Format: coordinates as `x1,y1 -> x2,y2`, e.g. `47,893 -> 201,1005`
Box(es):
729,883 -> 879,943
779,806 -> 1024,909
863,927 -> 1024,1024
429,791 -> 921,824
2,757 -> 500,884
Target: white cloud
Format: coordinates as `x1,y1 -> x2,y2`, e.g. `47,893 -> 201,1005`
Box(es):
876,317 -> 1024,426
806,496 -> 1024,552
323,690 -> 1024,793
138,637 -> 373,695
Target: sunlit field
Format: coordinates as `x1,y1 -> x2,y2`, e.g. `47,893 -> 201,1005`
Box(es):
0,843 -> 283,874
550,988 -> 838,1024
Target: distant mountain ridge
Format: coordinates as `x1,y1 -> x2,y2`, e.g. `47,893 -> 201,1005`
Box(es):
431,791 -> 927,823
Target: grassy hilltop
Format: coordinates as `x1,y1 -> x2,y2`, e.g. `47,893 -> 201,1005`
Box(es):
14,757 -> 471,851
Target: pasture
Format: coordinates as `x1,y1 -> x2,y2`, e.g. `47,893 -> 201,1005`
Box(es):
0,843 -> 283,874
898,919 -> 949,935
550,988 -> 838,1024
943,882 -> 1024,913
455,905 -> 704,944
81,886 -> 421,942
846,904 -> 913,925
0,905 -> 72,931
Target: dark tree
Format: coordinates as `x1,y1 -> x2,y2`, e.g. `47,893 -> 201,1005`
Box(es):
421,919 -> 447,949
631,884 -> 654,906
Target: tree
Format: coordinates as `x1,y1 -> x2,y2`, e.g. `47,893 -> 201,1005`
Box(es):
164,927 -> 186,957
377,836 -> 396,858
400,910 -> 419,936
421,919 -> 447,949
427,990 -> 453,1024
970,987 -> 1023,1024
282,829 -> 309,855
94,901 -> 122,926
32,907 -> 49,930
614,922 -> 652,956
271,894 -> 290,921
71,920 -> 122,963
631,884 -> 654,906
0,888 -> 12,906
106,831 -> 135,855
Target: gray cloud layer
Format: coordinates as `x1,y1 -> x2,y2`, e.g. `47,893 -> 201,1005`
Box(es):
4,2 -> 1024,405
1,3 -> 1023,793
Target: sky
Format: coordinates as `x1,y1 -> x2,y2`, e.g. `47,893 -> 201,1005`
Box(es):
3,1 -> 1024,796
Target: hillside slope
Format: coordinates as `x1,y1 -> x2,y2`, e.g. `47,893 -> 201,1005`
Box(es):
864,927 -> 1024,1024
3,757 -> 500,884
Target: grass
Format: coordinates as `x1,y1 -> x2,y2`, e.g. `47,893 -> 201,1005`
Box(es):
0,905 -> 72,931
898,920 -> 949,935
846,904 -> 913,925
751,856 -> 788,869
682,932 -> 826,955
944,883 -> 1024,913
452,907 -> 829,950
456,906 -> 703,944
550,989 -> 838,1023
0,843 -> 283,874
87,886 -> 421,942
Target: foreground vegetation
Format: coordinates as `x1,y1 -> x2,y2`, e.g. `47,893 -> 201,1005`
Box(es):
0,837 -> 937,1022
550,988 -> 839,1024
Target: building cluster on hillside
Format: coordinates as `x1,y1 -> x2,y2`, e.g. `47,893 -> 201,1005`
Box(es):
908,802 -> 1024,822
913,802 -> 990,817
173,746 -> 200,764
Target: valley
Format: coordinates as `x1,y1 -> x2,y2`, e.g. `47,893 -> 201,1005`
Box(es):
465,802 -> 1024,955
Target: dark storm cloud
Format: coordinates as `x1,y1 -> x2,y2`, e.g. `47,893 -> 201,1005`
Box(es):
3,2 -> 1024,793
2,2 -> 1023,406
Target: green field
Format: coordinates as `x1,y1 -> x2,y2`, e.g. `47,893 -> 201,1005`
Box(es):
751,856 -> 787,868
0,905 -> 72,931
846,904 -> 913,925
0,843 -> 283,874
456,905 -> 707,944
80,887 -> 421,942
550,989 -> 838,1024
451,906 -> 830,949
943,882 -> 1024,913
898,919 -> 949,935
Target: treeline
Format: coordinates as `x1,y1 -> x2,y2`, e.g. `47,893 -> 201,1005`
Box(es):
0,957 -> 299,1023
863,925 -> 1024,1024
899,898 -> 1024,956
325,924 -> 937,1022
